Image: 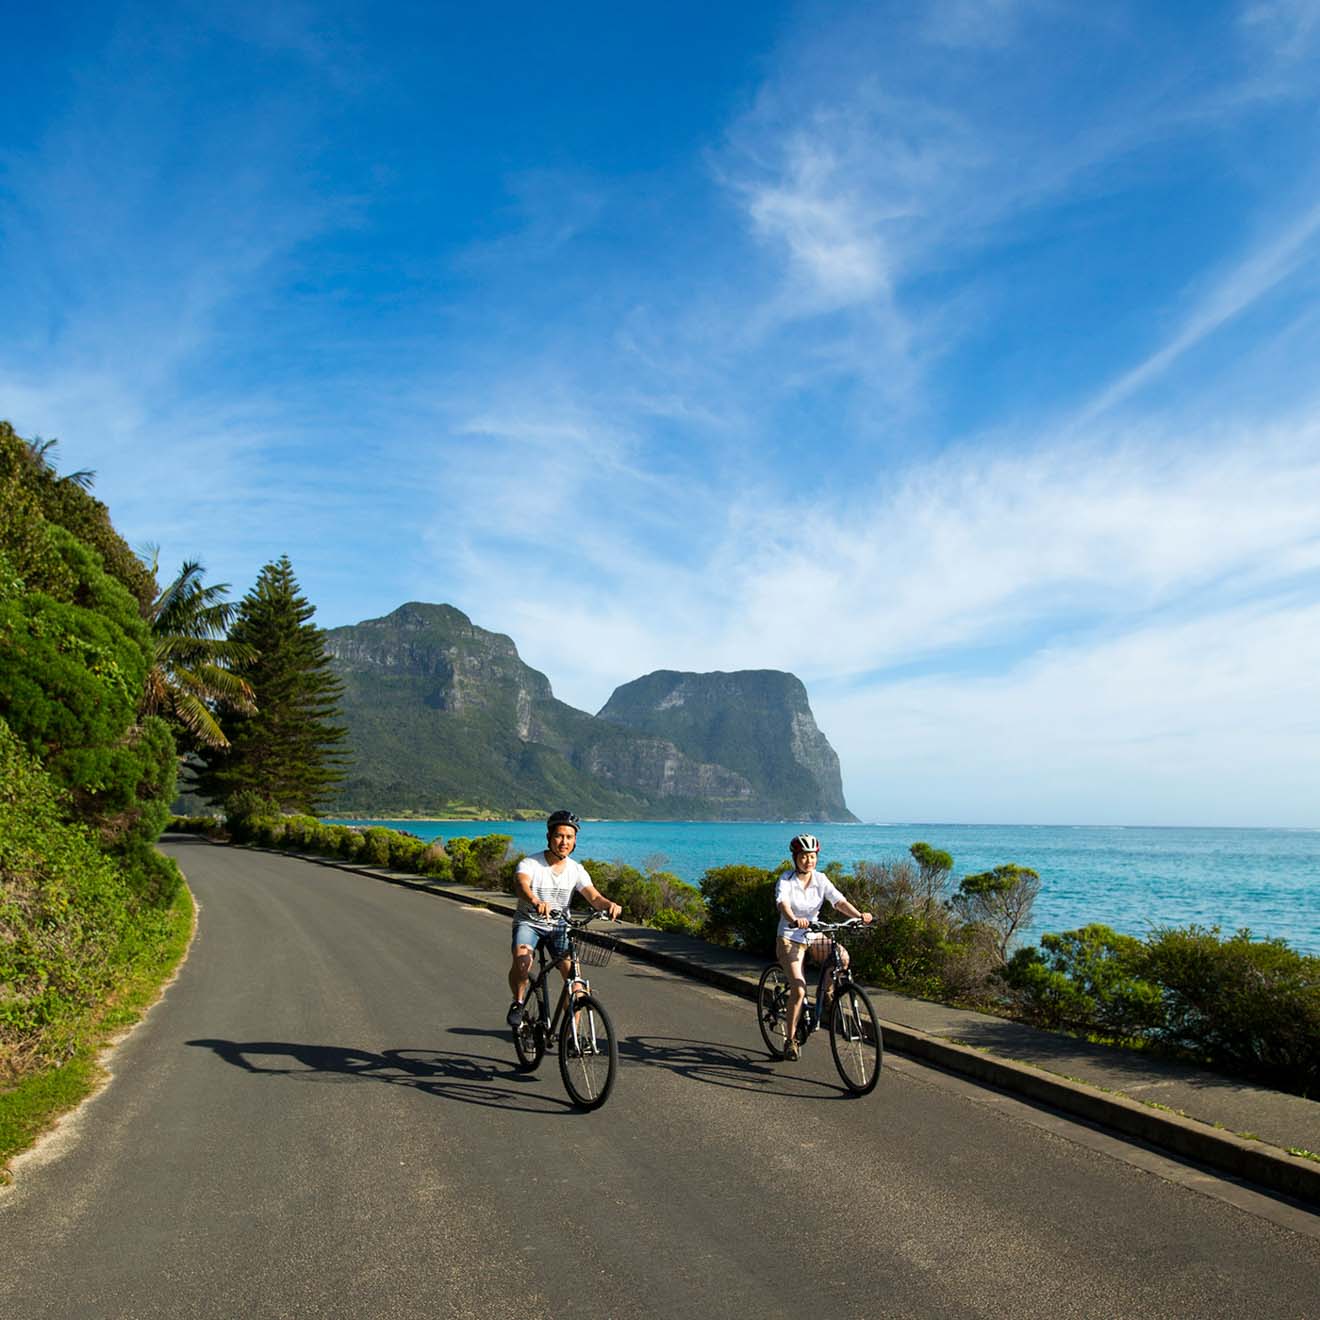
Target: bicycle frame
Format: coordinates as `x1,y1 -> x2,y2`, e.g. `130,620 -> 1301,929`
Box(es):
803,934 -> 852,1032
793,930 -> 855,1034
524,940 -> 590,1046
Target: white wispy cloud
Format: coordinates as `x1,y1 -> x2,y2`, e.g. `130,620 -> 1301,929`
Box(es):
817,592 -> 1320,825
1072,198 -> 1320,427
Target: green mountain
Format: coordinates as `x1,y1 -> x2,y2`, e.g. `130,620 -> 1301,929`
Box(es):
323,603 -> 854,821
597,669 -> 855,822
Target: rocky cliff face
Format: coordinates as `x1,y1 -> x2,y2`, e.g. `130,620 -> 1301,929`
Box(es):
323,603 -> 853,820
597,670 -> 854,821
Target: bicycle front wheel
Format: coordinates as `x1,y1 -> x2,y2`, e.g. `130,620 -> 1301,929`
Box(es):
756,963 -> 791,1058
829,985 -> 883,1094
558,993 -> 617,1110
513,998 -> 545,1072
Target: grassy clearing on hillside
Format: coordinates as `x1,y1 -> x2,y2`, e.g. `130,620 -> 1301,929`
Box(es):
0,880 -> 194,1180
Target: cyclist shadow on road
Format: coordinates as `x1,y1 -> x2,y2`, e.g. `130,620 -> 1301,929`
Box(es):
619,1035 -> 850,1098
185,1038 -> 574,1113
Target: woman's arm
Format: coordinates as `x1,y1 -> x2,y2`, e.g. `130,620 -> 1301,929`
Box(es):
835,898 -> 873,924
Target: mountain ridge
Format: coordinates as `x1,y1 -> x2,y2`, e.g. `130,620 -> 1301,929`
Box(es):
323,602 -> 855,821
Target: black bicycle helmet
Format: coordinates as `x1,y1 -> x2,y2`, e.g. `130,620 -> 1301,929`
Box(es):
546,809 -> 581,832
789,833 -> 820,854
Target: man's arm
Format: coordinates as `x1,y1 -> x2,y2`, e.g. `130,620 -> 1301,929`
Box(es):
580,883 -> 621,921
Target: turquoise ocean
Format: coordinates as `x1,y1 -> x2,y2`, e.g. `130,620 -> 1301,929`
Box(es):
332,820 -> 1320,955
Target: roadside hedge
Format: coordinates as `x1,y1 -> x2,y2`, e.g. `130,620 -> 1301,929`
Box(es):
1003,923 -> 1319,1095
1,719 -> 183,1081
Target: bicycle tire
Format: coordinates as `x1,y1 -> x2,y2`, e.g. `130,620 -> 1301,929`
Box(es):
558,993 -> 617,1111
756,963 -> 792,1058
512,997 -> 545,1072
829,985 -> 883,1094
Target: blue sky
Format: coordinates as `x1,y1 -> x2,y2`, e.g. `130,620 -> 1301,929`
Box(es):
4,0 -> 1319,826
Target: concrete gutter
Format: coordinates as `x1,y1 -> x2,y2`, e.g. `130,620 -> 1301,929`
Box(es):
207,841 -> 1320,1208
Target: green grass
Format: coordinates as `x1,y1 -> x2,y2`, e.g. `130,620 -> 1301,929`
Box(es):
0,881 -> 195,1179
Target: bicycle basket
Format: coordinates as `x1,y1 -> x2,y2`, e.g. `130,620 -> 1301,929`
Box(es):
835,923 -> 877,950
571,932 -> 614,967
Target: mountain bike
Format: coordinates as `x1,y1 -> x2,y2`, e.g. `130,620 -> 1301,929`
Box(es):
756,918 -> 883,1094
511,908 -> 619,1111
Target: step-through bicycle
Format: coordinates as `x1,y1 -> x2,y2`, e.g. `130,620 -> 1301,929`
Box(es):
512,908 -> 618,1110
756,918 -> 884,1094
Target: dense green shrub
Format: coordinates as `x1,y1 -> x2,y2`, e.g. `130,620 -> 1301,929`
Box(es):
336,827 -> 365,860
447,834 -> 514,889
0,718 -> 181,1079
699,864 -> 778,954
361,827 -> 393,867
1001,924 -> 1164,1039
1143,926 -> 1319,1094
387,833 -> 426,870
418,842 -> 452,881
580,860 -> 706,931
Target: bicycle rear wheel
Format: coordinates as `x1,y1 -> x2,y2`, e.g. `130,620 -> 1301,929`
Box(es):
829,985 -> 883,1094
513,998 -> 544,1072
756,963 -> 792,1058
558,993 -> 617,1110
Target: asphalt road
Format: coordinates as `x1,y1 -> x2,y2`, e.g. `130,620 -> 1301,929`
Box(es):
2,839 -> 1317,1319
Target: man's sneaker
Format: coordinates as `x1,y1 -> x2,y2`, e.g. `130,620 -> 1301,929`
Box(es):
506,1001 -> 525,1028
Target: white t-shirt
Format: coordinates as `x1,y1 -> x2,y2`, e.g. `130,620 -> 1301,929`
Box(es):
775,870 -> 846,943
515,852 -> 592,918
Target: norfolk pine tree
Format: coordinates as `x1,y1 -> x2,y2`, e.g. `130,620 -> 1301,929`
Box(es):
194,555 -> 348,813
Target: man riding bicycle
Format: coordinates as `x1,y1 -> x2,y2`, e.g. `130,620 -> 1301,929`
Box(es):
506,810 -> 621,1028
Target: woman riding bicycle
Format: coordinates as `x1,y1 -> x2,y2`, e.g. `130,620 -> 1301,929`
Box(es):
507,810 -> 621,1029
776,834 -> 872,1060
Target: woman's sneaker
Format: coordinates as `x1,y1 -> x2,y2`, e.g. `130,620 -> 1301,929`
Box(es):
783,1038 -> 800,1061
506,1001 -> 525,1028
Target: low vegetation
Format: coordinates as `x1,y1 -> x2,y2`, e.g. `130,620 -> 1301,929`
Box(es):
170,809 -> 1319,1098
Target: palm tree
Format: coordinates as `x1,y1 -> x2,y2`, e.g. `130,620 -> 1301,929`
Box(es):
141,557 -> 256,751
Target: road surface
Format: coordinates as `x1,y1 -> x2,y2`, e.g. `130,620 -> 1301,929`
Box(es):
2,838 -> 1316,1319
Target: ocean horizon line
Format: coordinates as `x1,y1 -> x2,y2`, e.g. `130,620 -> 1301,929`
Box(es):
335,815 -> 1320,833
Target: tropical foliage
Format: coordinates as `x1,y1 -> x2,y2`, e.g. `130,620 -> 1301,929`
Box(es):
141,556 -> 255,753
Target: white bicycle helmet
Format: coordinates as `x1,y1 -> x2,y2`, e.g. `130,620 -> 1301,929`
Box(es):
789,833 -> 820,854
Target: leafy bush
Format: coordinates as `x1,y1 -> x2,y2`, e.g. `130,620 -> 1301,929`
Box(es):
1143,926 -> 1319,1094
1001,924 -> 1164,1039
0,718 -> 181,1079
279,815 -> 322,851
387,833 -> 426,870
448,834 -> 513,889
580,861 -> 707,930
361,827 -> 393,867
699,864 -> 777,955
418,842 -> 452,881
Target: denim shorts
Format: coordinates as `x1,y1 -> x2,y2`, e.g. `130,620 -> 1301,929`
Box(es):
512,919 -> 570,960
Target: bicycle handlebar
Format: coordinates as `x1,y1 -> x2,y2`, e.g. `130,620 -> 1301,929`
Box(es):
524,907 -> 616,931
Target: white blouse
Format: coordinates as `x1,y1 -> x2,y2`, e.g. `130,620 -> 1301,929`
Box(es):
775,871 -> 846,943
